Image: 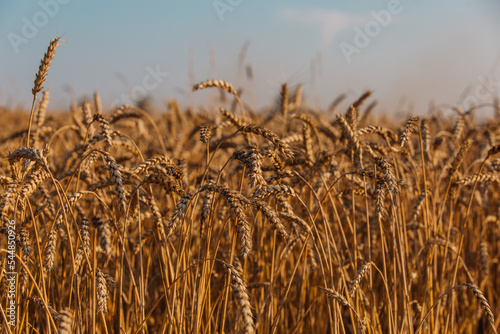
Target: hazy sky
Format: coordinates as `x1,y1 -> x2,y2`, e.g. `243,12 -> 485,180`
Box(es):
1,1 -> 499,115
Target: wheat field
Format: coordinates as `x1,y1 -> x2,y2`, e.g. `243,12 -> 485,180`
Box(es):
0,37 -> 499,334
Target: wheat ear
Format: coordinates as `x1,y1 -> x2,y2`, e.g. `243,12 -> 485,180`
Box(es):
463,283 -> 495,326
398,116 -> 420,148
28,37 -> 62,147
58,308 -> 74,333
224,263 -> 255,334
239,124 -> 294,159
35,90 -> 49,128
201,183 -> 252,258
96,268 -> 109,314
349,262 -> 372,297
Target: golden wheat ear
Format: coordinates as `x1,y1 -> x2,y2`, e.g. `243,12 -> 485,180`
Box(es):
27,37 -> 64,147
193,79 -> 247,118
32,37 -> 62,96
192,79 -> 237,95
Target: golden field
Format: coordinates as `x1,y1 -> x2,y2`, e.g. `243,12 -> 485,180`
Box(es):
0,38 -> 499,334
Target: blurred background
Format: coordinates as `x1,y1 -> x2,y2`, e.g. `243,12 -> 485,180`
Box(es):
0,0 -> 499,115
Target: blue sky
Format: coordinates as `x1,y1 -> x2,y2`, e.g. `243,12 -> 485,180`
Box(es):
1,1 -> 499,115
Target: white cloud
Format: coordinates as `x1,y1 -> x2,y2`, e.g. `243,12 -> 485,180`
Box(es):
281,8 -> 367,47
